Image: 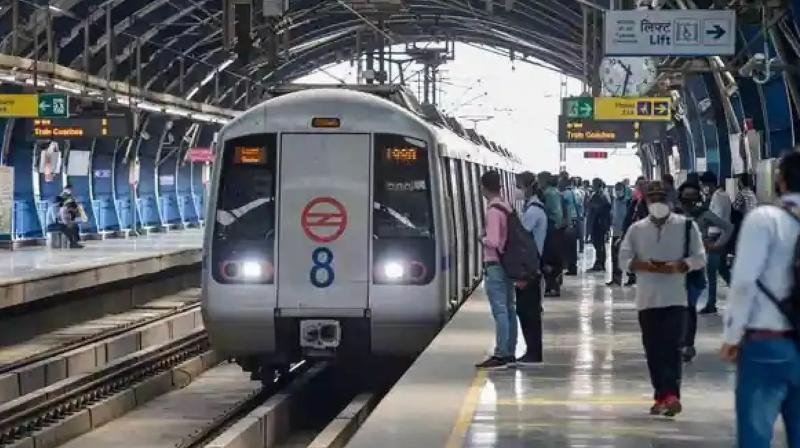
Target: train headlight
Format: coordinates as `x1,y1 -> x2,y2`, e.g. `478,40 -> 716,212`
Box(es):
383,261 -> 405,281
242,261 -> 263,279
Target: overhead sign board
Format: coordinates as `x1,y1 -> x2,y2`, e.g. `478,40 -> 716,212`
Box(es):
558,116 -> 665,144
594,97 -> 672,121
605,9 -> 736,56
29,116 -> 132,139
563,97 -> 594,119
562,96 -> 672,121
0,94 -> 69,118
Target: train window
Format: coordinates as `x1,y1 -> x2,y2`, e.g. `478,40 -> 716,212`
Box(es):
373,134 -> 434,239
212,133 -> 277,284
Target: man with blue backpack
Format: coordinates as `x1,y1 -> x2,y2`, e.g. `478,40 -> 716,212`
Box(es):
721,152 -> 800,448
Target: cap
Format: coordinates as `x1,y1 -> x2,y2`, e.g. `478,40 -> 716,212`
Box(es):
645,180 -> 666,197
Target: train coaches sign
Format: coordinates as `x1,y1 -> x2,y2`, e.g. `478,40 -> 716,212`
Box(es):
604,9 -> 736,56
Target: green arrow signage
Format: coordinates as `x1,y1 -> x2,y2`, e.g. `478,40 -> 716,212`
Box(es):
563,97 -> 593,119
38,93 -> 69,118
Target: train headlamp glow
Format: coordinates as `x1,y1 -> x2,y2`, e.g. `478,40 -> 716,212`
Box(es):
383,261 -> 405,281
241,261 -> 263,279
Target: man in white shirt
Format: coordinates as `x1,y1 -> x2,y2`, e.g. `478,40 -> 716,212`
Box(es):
721,152 -> 800,448
700,171 -> 732,314
619,181 -> 706,417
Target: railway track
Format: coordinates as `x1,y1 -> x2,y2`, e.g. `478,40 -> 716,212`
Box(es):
0,331 -> 211,447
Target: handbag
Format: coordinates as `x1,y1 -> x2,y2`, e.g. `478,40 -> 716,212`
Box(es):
685,219 -> 707,290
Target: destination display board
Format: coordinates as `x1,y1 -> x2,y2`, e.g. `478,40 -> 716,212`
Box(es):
558,116 -> 665,144
29,116 -> 132,139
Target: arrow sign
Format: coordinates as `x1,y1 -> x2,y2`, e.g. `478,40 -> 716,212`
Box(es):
706,24 -> 726,40
580,103 -> 592,116
654,101 -> 670,116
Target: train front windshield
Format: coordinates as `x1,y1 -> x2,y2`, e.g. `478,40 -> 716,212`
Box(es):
373,134 -> 435,285
211,133 -> 277,284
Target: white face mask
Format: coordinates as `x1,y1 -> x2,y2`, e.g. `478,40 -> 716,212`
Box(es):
648,202 -> 671,219
513,187 -> 525,201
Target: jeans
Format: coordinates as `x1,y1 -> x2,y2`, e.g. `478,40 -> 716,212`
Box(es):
639,306 -> 685,400
515,276 -> 543,361
706,251 -> 730,309
60,223 -> 80,245
484,264 -> 517,359
736,338 -> 800,448
683,286 -> 705,347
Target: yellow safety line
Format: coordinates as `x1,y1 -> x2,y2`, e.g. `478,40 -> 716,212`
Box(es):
445,370 -> 488,448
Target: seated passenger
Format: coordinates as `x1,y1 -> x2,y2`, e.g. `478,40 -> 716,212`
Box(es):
619,181 -> 706,417
59,199 -> 83,249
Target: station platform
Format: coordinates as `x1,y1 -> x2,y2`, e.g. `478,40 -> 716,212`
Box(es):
0,230 -> 203,311
348,270 -> 777,447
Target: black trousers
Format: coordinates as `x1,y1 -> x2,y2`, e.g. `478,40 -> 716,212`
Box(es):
638,306 -> 685,400
60,223 -> 80,245
591,229 -> 606,269
610,236 -> 622,282
543,227 -> 565,292
563,224 -> 578,273
684,307 -> 697,347
515,276 -> 543,361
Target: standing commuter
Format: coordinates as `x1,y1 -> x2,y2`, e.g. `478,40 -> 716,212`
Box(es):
513,171 -> 547,365
476,171 -> 516,369
622,178 -> 649,286
607,182 -> 629,286
560,175 -> 579,276
574,177 -> 586,253
540,172 -> 565,297
619,181 -> 706,416
664,174 -> 679,210
700,171 -> 732,314
721,152 -> 800,448
587,178 -> 612,272
676,182 -> 732,362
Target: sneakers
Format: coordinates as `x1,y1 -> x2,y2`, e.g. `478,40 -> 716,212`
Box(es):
650,396 -> 682,417
514,354 -> 543,367
624,278 -> 636,286
605,279 -> 621,286
682,346 -> 697,363
475,356 -> 510,370
649,400 -> 666,415
699,306 -> 718,315
662,396 -> 683,417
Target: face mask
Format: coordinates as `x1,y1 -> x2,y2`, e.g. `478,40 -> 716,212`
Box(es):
615,190 -> 624,198
648,202 -> 671,219
513,187 -> 525,201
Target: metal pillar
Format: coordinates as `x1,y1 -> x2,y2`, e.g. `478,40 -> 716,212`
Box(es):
559,75 -> 568,172
11,0 -> 19,56
366,49 -> 375,85
105,3 -> 114,82
423,65 -> 430,104
582,6 -> 589,90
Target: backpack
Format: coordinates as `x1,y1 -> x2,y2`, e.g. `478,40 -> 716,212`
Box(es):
755,204 -> 800,346
684,219 -> 707,290
490,203 -> 541,281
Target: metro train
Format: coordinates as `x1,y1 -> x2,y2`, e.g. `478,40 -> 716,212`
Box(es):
202,85 -> 522,378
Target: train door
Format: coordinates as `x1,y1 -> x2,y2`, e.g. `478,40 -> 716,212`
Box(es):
277,133 -> 371,311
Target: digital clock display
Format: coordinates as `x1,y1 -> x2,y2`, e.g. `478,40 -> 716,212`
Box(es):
385,147 -> 419,163
234,146 -> 267,165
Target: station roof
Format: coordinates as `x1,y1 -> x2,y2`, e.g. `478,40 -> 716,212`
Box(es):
0,0 -> 601,107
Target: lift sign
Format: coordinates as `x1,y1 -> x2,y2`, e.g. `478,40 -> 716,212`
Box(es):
301,197 -> 348,288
